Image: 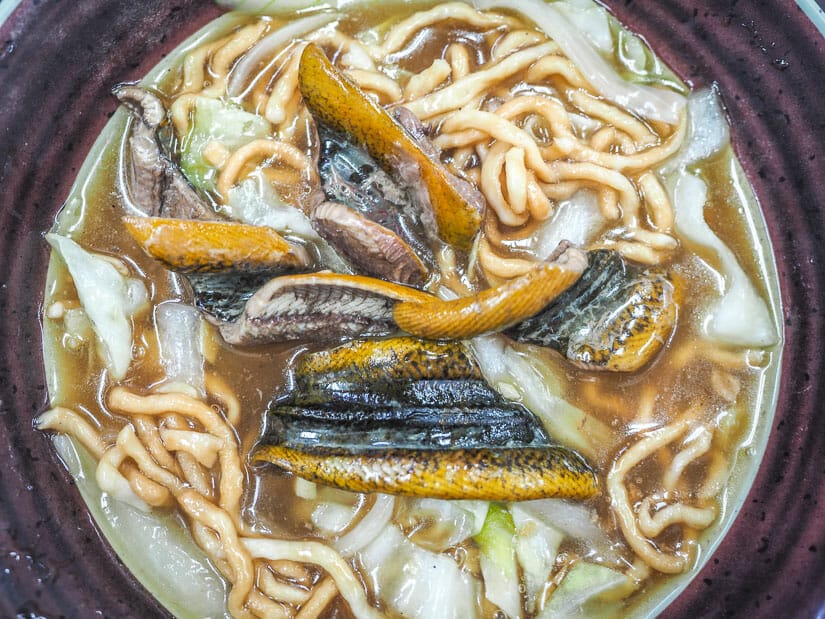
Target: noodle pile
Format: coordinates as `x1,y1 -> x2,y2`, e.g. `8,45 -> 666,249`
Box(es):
170,3 -> 685,283
39,3 -> 775,618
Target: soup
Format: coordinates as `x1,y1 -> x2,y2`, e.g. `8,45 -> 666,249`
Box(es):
39,1 -> 782,617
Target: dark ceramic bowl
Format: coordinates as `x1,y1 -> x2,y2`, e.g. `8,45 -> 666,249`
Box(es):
1,0 -> 824,617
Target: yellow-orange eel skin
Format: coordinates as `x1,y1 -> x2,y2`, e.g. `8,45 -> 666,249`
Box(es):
394,257 -> 587,340
298,43 -> 482,250
123,216 -> 309,273
568,272 -> 680,372
296,337 -> 482,382
255,445 -> 599,501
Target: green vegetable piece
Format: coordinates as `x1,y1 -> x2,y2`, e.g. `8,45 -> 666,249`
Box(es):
475,503 -> 517,577
180,96 -> 271,190
541,561 -> 637,618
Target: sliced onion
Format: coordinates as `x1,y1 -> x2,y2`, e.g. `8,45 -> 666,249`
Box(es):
520,499 -> 620,562
336,494 -> 395,556
510,505 -> 564,613
402,498 -> 485,551
530,189 -> 605,260
474,0 -> 686,123
155,302 -> 206,397
227,13 -> 339,97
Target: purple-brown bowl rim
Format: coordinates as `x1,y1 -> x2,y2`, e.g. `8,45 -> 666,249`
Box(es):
1,1 -> 824,617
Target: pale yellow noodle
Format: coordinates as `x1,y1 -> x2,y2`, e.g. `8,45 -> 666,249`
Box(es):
378,2 -> 514,56
242,538 -> 381,619
97,438 -> 173,507
193,520 -> 232,575
541,162 -> 639,219
443,110 -> 550,177
405,43 -> 557,119
133,414 -> 180,473
589,126 -> 619,152
178,449 -> 215,499
125,463 -> 174,507
481,141 -> 529,226
502,94 -> 683,172
203,141 -> 232,168
638,498 -> 716,537
663,427 -> 713,492
478,238 -> 535,279
433,128 -> 486,151
117,424 -> 187,493
217,139 -> 310,198
541,180 -> 582,201
446,43 -> 471,80
269,560 -> 315,587
698,452 -> 730,501
437,246 -> 475,296
162,411 -> 216,505
345,69 -> 403,103
247,590 -> 290,619
597,187 -> 620,220
504,146 -> 528,215
108,388 -> 245,520
526,171 -> 553,219
617,227 -> 678,251
37,407 -> 106,459
525,54 -> 589,89
492,29 -> 546,60
568,89 -> 657,145
607,418 -> 692,574
296,578 -> 339,619
600,240 -> 663,265
159,428 -> 222,468
637,171 -> 674,232
405,58 -> 452,100
310,30 -> 376,71
258,564 -> 312,605
181,45 -> 211,94
207,373 -> 242,426
179,490 -> 257,619
264,45 -> 304,125
202,21 -> 268,97
170,93 -> 199,137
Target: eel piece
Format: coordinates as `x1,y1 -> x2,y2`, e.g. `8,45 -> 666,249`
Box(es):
114,85 -> 216,221
218,273 -> 435,345
254,445 -> 599,501
311,201 -> 428,286
393,244 -> 588,339
122,216 -> 310,273
295,337 -> 481,384
256,336 -> 598,501
298,43 -> 483,250
506,250 -> 679,372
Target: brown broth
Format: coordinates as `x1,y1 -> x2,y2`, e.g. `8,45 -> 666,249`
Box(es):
43,4 -> 782,618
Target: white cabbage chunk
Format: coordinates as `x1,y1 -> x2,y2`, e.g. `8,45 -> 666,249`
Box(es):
358,525 -> 480,619
671,171 -> 778,347
46,233 -> 147,380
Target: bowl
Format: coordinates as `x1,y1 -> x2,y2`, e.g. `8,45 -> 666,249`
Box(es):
1,0 -> 824,616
